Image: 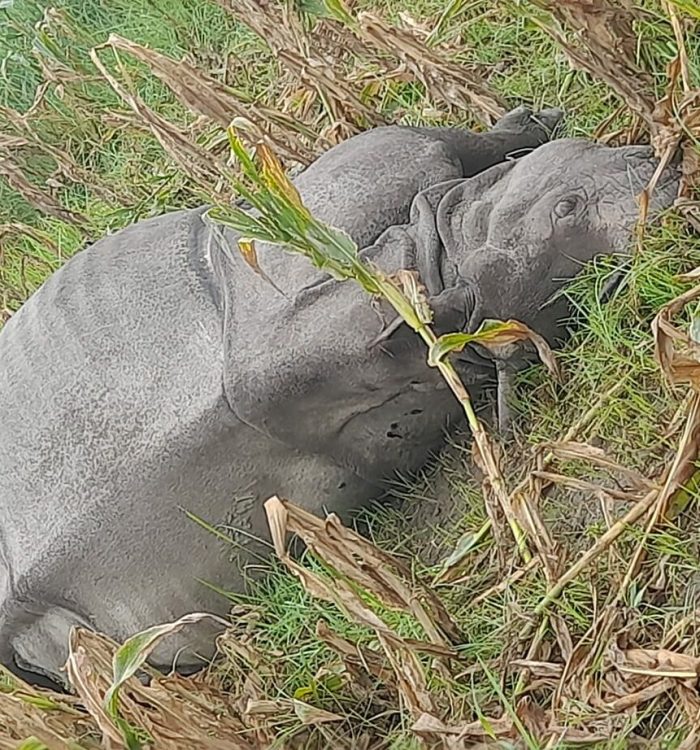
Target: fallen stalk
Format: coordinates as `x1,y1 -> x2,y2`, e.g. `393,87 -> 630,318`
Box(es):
515,482 -> 665,691
533,485 -> 660,616
614,391 -> 700,601
414,323 -> 529,559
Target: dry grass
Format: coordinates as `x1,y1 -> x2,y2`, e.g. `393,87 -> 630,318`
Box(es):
2,0 -> 700,747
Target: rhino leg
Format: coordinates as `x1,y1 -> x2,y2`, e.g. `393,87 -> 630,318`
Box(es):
3,604 -> 92,691
414,105 -> 565,177
491,104 -> 563,138
495,361 -> 513,439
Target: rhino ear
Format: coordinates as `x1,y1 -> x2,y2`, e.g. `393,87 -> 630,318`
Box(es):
436,159 -> 517,247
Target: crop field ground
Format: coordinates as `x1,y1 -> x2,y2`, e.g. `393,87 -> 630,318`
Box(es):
2,0 -> 700,747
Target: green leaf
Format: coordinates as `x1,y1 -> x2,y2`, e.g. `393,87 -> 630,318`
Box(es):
433,520 -> 491,584
442,531 -> 481,568
0,667 -> 16,693
428,332 -> 478,366
295,0 -> 328,17
207,205 -> 278,243
429,318 -> 560,381
105,623 -> 175,716
16,693 -> 64,710
293,684 -> 314,700
105,613 -> 228,714
257,143 -> 309,215
15,739 -> 49,750
478,715 -> 498,741
668,0 -> 700,19
214,126 -> 382,292
103,613 -> 226,749
478,658 -> 539,750
226,128 -> 258,181
296,0 -> 355,24
667,467 -> 700,519
428,320 -> 524,366
320,0 -> 356,25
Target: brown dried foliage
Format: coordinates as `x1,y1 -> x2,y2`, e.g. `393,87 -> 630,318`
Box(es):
653,273 -> 700,390
0,81 -> 130,206
0,666 -> 98,750
215,0 -> 385,139
0,222 -> 61,257
101,34 -> 316,166
90,45 -> 232,197
531,0 -> 657,125
65,628 -> 261,750
533,0 -> 700,207
0,152 -> 88,228
355,12 -> 505,127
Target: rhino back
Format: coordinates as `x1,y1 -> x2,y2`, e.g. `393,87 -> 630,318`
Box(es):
294,125 -> 465,244
0,125 -> 478,680
0,208 -> 245,640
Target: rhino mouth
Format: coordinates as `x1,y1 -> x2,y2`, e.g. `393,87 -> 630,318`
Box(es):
624,144 -> 681,211
652,159 -> 682,207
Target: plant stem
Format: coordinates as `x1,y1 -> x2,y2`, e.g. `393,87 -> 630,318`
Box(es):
410,321 -> 530,560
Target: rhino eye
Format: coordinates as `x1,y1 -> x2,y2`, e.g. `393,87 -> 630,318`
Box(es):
553,196 -> 580,219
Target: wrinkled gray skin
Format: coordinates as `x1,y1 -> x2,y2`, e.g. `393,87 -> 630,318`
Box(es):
0,106 -> 680,688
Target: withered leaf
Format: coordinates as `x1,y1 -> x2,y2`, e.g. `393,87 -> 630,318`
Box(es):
264,496 -> 454,719
429,318 -> 561,383
652,280 -> 700,390
264,495 -> 460,643
620,647 -> 700,679
356,12 -> 505,126
235,236 -> 286,295
393,269 -> 433,326
104,33 -> 314,165
543,441 -> 654,490
531,0 -> 656,126
90,45 -> 227,194
64,628 -> 258,749
0,154 -> 87,228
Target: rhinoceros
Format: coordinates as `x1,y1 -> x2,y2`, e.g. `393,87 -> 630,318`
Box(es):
0,106 -> 679,686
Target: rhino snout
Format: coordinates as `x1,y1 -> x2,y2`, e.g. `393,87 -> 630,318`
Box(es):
617,144 -> 681,207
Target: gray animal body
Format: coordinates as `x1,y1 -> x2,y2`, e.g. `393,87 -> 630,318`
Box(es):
0,107 -> 679,686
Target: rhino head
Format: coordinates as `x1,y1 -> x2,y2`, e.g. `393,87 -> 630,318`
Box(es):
435,138 -> 681,349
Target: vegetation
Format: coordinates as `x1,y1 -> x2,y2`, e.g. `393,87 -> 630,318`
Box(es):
1,0 -> 700,747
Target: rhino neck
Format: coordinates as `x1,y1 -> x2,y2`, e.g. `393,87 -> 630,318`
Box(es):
406,178 -> 466,296
434,180 -> 476,281
407,183 -> 491,363
413,179 -> 487,333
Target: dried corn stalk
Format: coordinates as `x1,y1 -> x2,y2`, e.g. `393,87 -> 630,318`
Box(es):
356,13 -> 506,127
90,45 -> 229,195
215,0 -> 384,136
531,0 -> 656,124
0,152 -> 87,228
0,104 -> 130,205
102,34 -> 316,166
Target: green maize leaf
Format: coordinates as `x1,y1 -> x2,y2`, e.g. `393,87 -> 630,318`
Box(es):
668,0 -> 700,19
15,739 -> 49,750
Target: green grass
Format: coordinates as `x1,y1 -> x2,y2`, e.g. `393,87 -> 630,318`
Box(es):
2,0 -> 700,746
